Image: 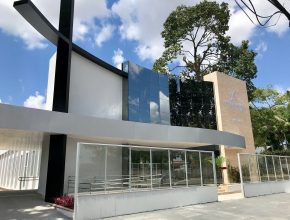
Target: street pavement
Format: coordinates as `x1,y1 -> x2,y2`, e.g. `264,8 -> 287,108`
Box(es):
1,191 -> 290,220
0,191 -> 69,220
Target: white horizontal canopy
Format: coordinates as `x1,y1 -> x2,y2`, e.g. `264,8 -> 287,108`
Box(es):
0,104 -> 245,149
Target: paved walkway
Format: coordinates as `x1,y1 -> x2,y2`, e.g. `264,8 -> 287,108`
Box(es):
1,191 -> 290,219
105,193 -> 290,220
0,191 -> 69,220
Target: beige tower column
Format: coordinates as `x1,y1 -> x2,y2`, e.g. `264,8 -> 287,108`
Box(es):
204,72 -> 255,184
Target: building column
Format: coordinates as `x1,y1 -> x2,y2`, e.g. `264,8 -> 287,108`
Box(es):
45,135 -> 67,202
220,145 -> 230,184
45,0 -> 74,202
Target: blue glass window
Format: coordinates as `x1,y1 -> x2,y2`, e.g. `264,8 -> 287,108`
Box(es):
124,61 -> 170,125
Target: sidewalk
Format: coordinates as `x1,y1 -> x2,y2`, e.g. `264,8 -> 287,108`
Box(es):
0,191 -> 69,220
1,191 -> 290,220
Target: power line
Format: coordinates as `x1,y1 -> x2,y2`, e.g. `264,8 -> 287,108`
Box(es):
235,0 -> 290,27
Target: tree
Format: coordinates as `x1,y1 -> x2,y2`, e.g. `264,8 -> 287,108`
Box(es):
153,1 -> 257,99
250,87 -> 290,150
214,40 -> 257,100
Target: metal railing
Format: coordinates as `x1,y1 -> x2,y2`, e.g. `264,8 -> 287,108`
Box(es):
18,176 -> 39,190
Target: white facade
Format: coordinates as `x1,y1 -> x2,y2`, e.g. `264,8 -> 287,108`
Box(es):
45,53 -> 57,111
46,52 -> 123,120
69,52 -> 123,119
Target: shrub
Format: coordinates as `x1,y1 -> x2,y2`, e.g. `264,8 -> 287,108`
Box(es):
227,165 -> 240,183
54,195 -> 74,209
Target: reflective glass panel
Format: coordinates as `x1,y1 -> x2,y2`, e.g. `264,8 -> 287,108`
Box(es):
78,144 -> 106,193
131,148 -> 151,190
170,151 -> 186,187
200,152 -> 214,185
151,149 -> 170,188
274,157 -> 283,180
240,154 -> 251,182
266,156 -> 276,181
106,146 -> 129,192
287,158 -> 290,180
125,61 -> 170,125
248,155 -> 260,182
281,157 -> 289,180
186,151 -> 201,186
257,155 -> 268,182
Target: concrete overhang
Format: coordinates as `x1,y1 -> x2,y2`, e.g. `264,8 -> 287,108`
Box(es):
0,104 -> 245,149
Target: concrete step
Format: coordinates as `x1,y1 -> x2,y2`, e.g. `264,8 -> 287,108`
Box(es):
218,184 -> 241,194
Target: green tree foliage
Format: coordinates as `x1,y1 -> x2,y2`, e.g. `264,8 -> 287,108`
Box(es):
262,149 -> 290,157
153,0 -> 257,99
214,40 -> 257,100
250,87 -> 290,150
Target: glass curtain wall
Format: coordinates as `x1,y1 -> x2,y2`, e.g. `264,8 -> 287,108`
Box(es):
124,61 -> 170,125
123,61 -> 217,129
75,144 -> 217,195
169,77 -> 217,129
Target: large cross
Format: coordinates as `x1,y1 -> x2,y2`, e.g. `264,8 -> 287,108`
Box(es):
13,0 -> 75,201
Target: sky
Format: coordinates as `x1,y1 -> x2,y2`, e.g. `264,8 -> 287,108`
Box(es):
0,0 -> 289,109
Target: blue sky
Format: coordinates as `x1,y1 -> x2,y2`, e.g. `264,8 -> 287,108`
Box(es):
0,0 -> 289,108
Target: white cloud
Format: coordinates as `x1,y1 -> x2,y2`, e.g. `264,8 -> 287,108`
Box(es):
0,1 -> 48,49
95,24 -> 115,47
149,101 -> 160,123
73,0 -> 110,42
2,0 -> 290,56
112,49 -> 125,69
255,41 -> 268,57
273,85 -> 290,94
135,43 -> 164,61
23,91 -> 46,110
112,0 -> 290,61
230,0 -> 290,40
0,0 -> 109,49
112,0 -> 251,61
250,0 -> 290,35
227,8 -> 256,45
112,0 -> 198,61
0,98 -> 10,105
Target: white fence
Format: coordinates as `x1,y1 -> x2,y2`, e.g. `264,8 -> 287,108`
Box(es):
238,153 -> 290,197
